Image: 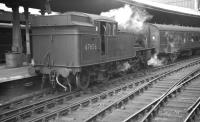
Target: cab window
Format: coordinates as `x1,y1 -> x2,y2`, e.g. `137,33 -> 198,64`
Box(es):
94,21 -> 99,32
113,24 -> 117,36
106,23 -> 112,35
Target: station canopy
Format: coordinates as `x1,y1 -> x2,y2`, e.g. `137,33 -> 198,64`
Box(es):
0,0 -> 124,14
1,0 -> 200,27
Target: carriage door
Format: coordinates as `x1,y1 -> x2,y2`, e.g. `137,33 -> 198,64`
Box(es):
100,21 -> 107,56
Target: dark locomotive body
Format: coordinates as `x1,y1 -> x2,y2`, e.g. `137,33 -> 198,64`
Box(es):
31,12 -> 200,90
31,12 -> 153,90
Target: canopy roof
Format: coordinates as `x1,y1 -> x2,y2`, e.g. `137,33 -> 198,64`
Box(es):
1,0 -> 200,26
122,0 -> 200,27
0,0 -> 123,14
153,23 -> 200,32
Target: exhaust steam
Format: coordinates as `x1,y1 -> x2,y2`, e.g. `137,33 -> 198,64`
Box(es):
100,4 -> 152,33
117,62 -> 131,72
147,53 -> 163,67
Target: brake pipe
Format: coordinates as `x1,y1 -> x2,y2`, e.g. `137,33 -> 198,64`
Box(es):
56,75 -> 67,91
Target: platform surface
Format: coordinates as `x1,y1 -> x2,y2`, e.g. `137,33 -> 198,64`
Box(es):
0,64 -> 36,83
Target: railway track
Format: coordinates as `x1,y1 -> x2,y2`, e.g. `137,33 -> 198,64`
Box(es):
184,97 -> 200,122
0,56 -> 198,110
0,56 -> 200,122
138,67 -> 200,122
79,60 -> 200,122
18,58 -> 200,121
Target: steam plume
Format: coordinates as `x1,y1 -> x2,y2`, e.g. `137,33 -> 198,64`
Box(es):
147,53 -> 163,67
100,4 -> 152,33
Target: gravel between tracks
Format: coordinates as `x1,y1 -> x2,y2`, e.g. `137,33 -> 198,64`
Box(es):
55,60 -> 200,122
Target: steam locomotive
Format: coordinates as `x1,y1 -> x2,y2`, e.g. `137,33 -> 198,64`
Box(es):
30,12 -> 200,91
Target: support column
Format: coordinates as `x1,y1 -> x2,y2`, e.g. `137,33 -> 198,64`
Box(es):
194,0 -> 199,10
24,7 -> 31,62
12,5 -> 23,53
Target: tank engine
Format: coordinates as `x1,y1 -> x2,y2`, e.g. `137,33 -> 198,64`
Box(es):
30,12 -> 153,90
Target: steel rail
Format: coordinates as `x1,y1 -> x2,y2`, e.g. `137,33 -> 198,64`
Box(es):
0,69 -> 170,122
1,55 -> 198,113
0,89 -> 81,121
1,54 -> 198,111
1,70 -> 170,122
28,60 -> 200,122
1,57 -> 200,122
28,70 -> 173,122
0,60 -> 164,112
187,97 -> 200,112
140,67 -> 200,122
122,66 -> 200,122
1,58 -> 192,121
0,88 -> 51,111
184,97 -> 200,122
84,60 -> 200,122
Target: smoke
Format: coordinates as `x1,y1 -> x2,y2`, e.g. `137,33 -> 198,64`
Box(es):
100,4 -> 152,33
147,53 -> 163,67
117,62 -> 131,72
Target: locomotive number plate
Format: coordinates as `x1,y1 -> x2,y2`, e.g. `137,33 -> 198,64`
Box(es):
85,43 -> 97,51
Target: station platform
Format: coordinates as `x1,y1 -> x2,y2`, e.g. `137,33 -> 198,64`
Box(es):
0,64 -> 36,83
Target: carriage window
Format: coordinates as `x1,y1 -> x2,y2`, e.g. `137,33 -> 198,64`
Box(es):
187,33 -> 192,42
95,26 -> 98,31
107,23 -> 112,35
183,38 -> 186,43
195,36 -> 198,42
186,33 -> 190,42
100,22 -> 106,55
100,22 -> 106,35
113,24 -> 116,36
191,37 -> 194,42
177,33 -> 182,43
94,21 -> 99,32
191,35 -> 197,42
152,35 -> 156,40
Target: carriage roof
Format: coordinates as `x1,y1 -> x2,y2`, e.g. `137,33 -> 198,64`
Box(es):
152,23 -> 200,32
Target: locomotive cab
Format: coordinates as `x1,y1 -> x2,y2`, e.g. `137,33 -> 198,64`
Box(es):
93,19 -> 118,59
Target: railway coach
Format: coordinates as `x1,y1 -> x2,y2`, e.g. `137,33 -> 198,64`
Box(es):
148,24 -> 200,63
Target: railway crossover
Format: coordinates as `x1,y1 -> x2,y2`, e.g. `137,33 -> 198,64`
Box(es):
1,57 -> 200,122
83,59 -> 200,122
139,65 -> 200,122
31,58 -> 200,122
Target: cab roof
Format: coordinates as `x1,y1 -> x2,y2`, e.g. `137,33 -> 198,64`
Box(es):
31,11 -> 116,27
84,13 -> 117,23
